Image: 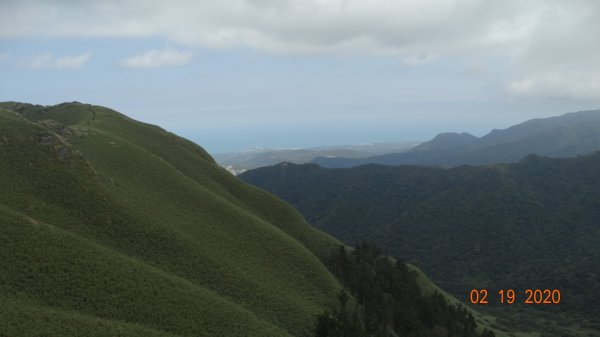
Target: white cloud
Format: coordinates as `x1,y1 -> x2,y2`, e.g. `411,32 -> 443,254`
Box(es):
509,72 -> 600,100
30,53 -> 53,69
0,0 -> 544,55
29,52 -> 92,70
54,52 -> 92,69
121,47 -> 192,69
2,0 -> 600,98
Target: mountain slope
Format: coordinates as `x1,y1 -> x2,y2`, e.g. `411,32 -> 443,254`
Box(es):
450,118 -> 600,165
1,102 -> 506,337
0,102 -> 344,337
408,132 -> 478,152
240,158 -> 600,335
313,109 -> 600,168
475,109 -> 600,148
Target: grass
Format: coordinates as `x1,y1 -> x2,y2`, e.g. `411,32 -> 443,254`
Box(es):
0,102 -> 511,337
0,103 -> 342,337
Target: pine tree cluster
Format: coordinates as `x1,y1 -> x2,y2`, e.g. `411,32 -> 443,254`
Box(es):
316,242 -> 496,337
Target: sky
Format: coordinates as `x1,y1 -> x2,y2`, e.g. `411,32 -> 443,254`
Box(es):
1,0 -> 600,153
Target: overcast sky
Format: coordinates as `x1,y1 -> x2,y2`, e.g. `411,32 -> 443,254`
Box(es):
1,0 -> 600,153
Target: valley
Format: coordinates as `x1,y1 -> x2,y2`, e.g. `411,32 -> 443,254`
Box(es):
240,111 -> 600,336
0,102 -> 507,337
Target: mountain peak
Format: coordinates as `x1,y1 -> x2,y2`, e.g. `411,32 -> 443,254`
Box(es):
410,132 -> 478,152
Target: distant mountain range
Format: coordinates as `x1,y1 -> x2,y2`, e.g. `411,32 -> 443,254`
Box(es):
213,142 -> 419,174
313,109 -> 600,168
240,154 -> 600,336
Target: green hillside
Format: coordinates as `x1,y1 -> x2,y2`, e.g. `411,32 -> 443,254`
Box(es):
240,159 -> 600,336
0,102 -> 346,337
0,102 -> 507,337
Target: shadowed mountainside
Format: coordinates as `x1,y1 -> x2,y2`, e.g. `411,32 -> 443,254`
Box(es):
241,157 -> 600,336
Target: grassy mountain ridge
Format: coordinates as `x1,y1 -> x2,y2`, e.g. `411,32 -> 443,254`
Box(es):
0,102 -> 344,337
240,157 -> 600,336
1,102 -> 506,337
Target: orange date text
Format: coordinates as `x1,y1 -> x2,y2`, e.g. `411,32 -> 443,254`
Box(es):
468,289 -> 560,305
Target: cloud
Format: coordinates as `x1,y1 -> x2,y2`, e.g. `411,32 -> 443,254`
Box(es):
29,52 -> 92,70
402,54 -> 438,66
121,47 -> 192,69
0,0 -> 532,55
54,52 -> 92,69
509,72 -> 600,100
2,0 -> 600,98
30,53 -> 53,69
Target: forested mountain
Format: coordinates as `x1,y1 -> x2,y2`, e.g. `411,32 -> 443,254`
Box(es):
313,109 -> 600,168
240,157 -> 600,336
0,102 -> 500,337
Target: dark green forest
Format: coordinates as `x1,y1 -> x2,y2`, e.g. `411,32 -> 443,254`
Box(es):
316,241 -> 495,337
240,157 -> 600,335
